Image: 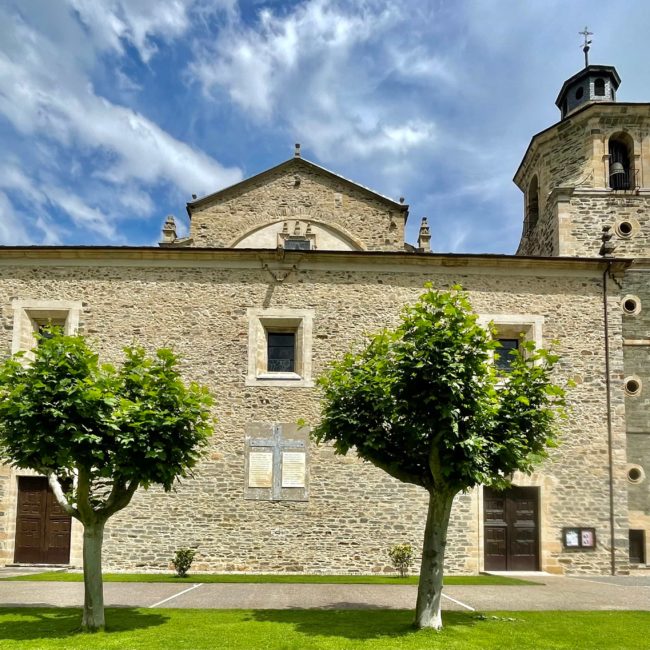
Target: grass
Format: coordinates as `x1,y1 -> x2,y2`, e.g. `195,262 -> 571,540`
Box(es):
3,572 -> 536,586
0,608 -> 646,649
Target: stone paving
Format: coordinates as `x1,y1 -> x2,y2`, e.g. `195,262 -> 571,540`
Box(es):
0,572 -> 648,612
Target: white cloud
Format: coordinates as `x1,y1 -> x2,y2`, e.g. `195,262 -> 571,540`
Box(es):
0,3 -> 241,244
0,13 -> 240,195
66,0 -> 234,63
0,192 -> 37,245
44,186 -> 117,240
190,0 -> 440,167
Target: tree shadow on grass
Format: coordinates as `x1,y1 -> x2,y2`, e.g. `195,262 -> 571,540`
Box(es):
0,607 -> 168,641
250,608 -> 478,641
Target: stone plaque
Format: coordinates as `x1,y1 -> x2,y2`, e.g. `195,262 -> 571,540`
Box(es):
248,451 -> 273,488
281,451 -> 306,488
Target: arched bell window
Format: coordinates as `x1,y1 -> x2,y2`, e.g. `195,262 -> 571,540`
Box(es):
594,78 -> 605,97
608,133 -> 634,190
527,175 -> 539,230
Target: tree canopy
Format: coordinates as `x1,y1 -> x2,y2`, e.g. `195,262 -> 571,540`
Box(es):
313,286 -> 565,629
0,328 -> 214,630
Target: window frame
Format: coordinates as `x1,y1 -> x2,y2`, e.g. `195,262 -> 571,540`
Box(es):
477,314 -> 544,369
246,308 -> 314,387
11,300 -> 82,356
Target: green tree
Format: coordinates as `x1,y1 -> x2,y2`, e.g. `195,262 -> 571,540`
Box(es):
0,329 -> 213,631
313,287 -> 565,630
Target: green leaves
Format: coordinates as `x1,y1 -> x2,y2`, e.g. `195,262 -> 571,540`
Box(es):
0,328 -> 215,517
313,287 -> 565,495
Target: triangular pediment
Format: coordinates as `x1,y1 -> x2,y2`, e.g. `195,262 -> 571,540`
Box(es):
186,156 -> 408,251
186,157 -> 408,214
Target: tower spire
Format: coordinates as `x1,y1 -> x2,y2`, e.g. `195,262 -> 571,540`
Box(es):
579,26 -> 593,67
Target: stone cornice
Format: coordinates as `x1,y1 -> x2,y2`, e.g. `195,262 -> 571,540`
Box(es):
0,246 -> 631,277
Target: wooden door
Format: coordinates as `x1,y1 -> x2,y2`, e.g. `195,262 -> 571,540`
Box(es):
14,477 -> 71,564
484,486 -> 539,571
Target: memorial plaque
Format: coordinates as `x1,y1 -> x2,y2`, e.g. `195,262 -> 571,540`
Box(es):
248,451 -> 273,488
281,451 -> 306,488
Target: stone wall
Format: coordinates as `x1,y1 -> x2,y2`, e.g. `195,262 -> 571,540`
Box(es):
0,250 -> 628,575
516,104 -> 650,258
189,159 -> 406,251
622,266 -> 650,566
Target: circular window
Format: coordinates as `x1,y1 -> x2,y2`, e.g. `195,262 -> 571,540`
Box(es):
575,87 -> 584,100
627,465 -> 645,484
617,221 -> 633,237
622,295 -> 641,316
614,219 -> 638,239
625,376 -> 642,396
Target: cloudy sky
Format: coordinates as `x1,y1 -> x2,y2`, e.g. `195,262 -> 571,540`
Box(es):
2,1 -> 650,252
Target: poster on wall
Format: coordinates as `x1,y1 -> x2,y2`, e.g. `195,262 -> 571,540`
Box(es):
562,527 -> 596,549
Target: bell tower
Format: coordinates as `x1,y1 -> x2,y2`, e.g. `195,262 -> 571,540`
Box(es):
515,34 -> 650,258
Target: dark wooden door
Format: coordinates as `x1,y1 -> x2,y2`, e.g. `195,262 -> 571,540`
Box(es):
484,486 -> 539,571
14,477 -> 71,564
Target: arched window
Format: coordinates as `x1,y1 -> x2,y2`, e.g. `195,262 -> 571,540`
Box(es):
608,133 -> 634,190
594,78 -> 605,97
527,176 -> 539,230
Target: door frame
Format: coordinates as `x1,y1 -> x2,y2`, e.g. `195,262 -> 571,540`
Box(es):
482,485 -> 541,572
13,475 -> 72,565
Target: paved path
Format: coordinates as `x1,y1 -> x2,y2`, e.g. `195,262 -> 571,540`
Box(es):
0,575 -> 649,611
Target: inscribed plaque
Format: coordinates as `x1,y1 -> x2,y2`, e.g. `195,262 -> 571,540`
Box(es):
282,451 -> 306,488
248,451 -> 273,488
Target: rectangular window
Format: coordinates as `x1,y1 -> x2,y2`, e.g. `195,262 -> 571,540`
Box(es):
11,300 -> 82,356
495,338 -> 519,372
246,308 -> 314,387
34,319 -> 66,343
284,239 -> 311,251
267,332 -> 296,373
477,314 -> 544,373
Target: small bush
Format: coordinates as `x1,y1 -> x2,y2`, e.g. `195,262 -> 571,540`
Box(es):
172,547 -> 196,577
388,543 -> 414,578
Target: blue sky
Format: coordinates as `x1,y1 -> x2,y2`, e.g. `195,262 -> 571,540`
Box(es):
2,1 -> 650,252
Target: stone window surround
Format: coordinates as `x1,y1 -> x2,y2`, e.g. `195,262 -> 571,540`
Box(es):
477,314 -> 544,363
246,307 -> 314,387
11,299 -> 83,355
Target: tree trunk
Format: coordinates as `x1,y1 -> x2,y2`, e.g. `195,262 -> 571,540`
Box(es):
81,519 -> 106,632
414,490 -> 455,630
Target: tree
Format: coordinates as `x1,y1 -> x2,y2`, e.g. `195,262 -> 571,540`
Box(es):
312,286 -> 565,630
0,329 -> 213,631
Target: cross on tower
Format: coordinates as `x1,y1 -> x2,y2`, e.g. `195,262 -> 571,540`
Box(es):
579,26 -> 593,67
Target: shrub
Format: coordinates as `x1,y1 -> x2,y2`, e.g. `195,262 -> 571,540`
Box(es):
388,543 -> 414,578
172,547 -> 197,577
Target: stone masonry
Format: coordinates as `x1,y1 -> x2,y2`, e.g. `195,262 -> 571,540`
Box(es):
188,157 -> 408,251
2,62 -> 648,577
515,70 -> 650,569
0,249 -> 629,575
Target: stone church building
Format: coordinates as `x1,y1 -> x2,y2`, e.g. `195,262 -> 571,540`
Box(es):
1,60 -> 649,576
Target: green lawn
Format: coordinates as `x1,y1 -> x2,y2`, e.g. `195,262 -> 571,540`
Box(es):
0,608 -> 646,649
3,572 -> 536,586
